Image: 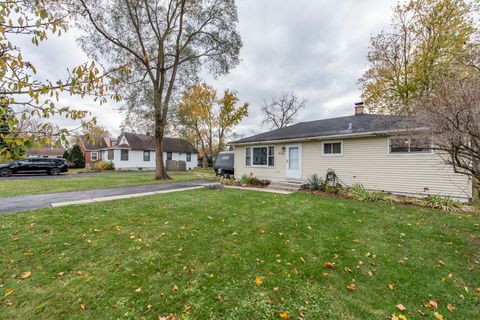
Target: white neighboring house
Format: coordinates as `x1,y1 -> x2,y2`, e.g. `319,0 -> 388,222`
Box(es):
99,132 -> 198,171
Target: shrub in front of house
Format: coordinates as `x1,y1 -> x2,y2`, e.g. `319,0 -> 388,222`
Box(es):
303,174 -> 326,191
349,184 -> 386,202
92,161 -> 115,171
68,144 -> 85,168
239,175 -> 270,187
423,195 -> 461,211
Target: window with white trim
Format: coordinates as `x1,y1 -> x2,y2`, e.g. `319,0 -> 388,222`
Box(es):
389,137 -> 432,154
322,141 -> 342,155
91,152 -> 98,161
245,146 -> 275,167
245,147 -> 251,166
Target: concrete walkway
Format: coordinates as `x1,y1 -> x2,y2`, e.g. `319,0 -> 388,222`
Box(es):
0,180 -> 215,213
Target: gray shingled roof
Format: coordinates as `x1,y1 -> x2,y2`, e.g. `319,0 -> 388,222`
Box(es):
80,136 -> 108,150
232,114 -> 419,144
120,132 -> 197,153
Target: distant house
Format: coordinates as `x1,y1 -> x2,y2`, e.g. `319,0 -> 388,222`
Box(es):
78,136 -> 109,165
26,147 -> 65,158
99,132 -> 198,171
229,103 -> 473,202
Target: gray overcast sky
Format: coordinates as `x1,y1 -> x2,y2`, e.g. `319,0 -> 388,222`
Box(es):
20,0 -> 396,138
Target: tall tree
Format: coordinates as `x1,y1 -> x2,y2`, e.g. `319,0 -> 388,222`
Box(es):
177,83 -> 248,166
413,68 -> 480,181
359,0 -> 475,115
0,0 -> 116,161
261,92 -> 307,129
71,0 -> 242,179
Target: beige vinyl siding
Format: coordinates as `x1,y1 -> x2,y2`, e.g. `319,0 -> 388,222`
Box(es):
234,136 -> 472,201
234,144 -> 286,180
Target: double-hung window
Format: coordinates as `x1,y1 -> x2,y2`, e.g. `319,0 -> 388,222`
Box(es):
91,152 -> 98,161
121,149 -> 129,161
389,137 -> 432,154
143,151 -> 150,162
245,146 -> 275,167
167,152 -> 173,161
322,141 -> 343,156
186,153 -> 192,162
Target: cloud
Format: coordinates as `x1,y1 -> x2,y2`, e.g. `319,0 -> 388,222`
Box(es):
18,0 -> 395,138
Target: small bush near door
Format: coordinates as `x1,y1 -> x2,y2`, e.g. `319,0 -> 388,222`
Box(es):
239,175 -> 270,187
92,161 -> 115,171
303,174 -> 326,191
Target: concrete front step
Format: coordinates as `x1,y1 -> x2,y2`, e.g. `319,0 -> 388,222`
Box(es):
270,181 -> 303,188
268,180 -> 303,192
268,185 -> 301,192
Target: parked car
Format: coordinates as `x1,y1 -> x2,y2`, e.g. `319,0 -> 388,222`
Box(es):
213,151 -> 234,178
0,158 -> 69,177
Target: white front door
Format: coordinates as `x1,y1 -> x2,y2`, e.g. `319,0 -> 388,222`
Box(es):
285,144 -> 302,180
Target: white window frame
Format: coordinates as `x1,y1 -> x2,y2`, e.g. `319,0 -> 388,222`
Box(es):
246,145 -> 275,168
91,152 -> 98,161
321,140 -> 343,156
387,137 -> 434,156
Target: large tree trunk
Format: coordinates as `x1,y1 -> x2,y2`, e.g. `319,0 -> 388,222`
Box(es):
154,93 -> 170,180
155,129 -> 170,180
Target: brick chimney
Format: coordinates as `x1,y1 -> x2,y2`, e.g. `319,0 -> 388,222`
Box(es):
354,102 -> 365,115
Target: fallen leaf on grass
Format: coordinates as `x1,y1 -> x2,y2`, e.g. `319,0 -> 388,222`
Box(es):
324,262 -> 336,269
396,304 -> 407,311
20,271 -> 31,280
433,312 -> 443,320
135,288 -> 142,293
344,267 -> 352,273
388,283 -> 396,290
346,284 -> 356,291
4,288 -> 14,297
171,284 -> 178,292
279,312 -> 288,319
159,316 -> 177,320
475,288 -> 480,297
255,276 -> 263,286
437,260 -> 445,267
80,303 -> 87,311
428,300 -> 438,309
391,314 -> 407,320
447,304 -> 455,312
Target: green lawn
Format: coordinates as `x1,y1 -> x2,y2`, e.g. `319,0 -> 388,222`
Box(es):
0,169 -> 215,197
0,189 -> 478,319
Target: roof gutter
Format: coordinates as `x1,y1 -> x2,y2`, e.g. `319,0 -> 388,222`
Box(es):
228,127 -> 428,146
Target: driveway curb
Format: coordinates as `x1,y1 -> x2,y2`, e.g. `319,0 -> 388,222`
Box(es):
51,186 -> 205,207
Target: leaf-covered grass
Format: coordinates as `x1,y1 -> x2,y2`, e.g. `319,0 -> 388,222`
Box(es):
0,169 -> 215,198
0,189 -> 479,319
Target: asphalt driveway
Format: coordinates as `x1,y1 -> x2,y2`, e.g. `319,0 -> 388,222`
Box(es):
0,180 -> 214,213
0,172 -> 143,180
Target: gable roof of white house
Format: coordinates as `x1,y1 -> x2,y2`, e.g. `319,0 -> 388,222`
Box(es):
114,132 -> 198,154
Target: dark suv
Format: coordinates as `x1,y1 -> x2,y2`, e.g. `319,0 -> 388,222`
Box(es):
0,158 -> 69,177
